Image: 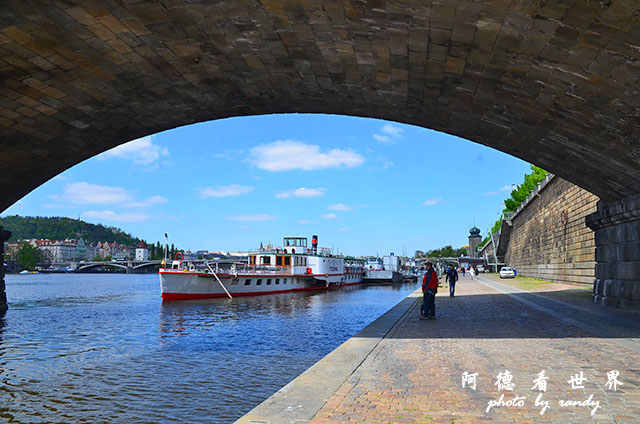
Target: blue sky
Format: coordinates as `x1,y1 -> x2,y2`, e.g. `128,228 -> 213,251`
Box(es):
3,114 -> 532,256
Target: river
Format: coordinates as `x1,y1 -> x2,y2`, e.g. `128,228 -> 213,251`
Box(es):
0,273 -> 418,423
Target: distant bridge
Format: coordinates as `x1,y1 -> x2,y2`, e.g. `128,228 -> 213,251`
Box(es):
76,260 -> 163,274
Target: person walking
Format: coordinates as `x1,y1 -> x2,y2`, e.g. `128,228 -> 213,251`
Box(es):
446,264 -> 458,297
461,266 -> 466,277
469,266 -> 475,279
421,261 -> 438,320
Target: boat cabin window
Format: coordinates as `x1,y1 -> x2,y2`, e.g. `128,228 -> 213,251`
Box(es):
256,279 -> 262,285
231,278 -> 239,285
261,256 -> 271,265
244,279 -> 251,285
275,278 -> 280,285
276,256 -> 283,266
266,279 -> 271,285
283,237 -> 307,247
283,278 -> 287,284
284,256 -> 291,266
249,256 -> 256,266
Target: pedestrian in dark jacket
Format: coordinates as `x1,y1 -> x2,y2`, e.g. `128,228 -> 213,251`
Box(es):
446,264 -> 458,297
421,261 -> 438,320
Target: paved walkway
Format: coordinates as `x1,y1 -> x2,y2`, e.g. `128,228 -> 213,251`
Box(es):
309,274 -> 640,423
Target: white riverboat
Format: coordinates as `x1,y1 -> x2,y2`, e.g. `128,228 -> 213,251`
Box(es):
159,235 -> 365,301
363,256 -> 403,284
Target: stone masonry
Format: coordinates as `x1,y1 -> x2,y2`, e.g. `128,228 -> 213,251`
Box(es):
505,177 -> 599,285
587,193 -> 640,309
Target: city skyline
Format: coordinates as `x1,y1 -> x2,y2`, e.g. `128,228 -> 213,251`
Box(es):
3,114 -> 532,257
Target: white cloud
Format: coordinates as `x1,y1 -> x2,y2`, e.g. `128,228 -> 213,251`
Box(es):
321,213 -> 338,219
126,195 -> 168,208
373,124 -> 403,144
197,185 -> 254,198
373,134 -> 394,144
296,219 -> 314,224
52,182 -> 134,205
501,185 -> 514,191
337,227 -> 350,232
226,214 -> 278,222
248,140 -> 364,171
276,187 -> 326,198
327,203 -> 352,211
378,155 -> 394,169
81,210 -> 149,223
423,197 -> 444,206
98,136 -> 169,165
382,123 -> 403,137
51,182 -> 166,210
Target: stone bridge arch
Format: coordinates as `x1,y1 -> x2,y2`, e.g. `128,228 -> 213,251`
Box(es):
1,1 -> 640,308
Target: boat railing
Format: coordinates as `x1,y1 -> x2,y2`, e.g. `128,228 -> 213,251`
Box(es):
185,261 -> 293,275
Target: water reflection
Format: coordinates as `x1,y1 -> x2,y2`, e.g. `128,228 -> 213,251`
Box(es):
1,274 -> 417,423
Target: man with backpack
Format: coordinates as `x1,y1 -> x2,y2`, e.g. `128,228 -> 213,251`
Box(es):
446,264 -> 458,297
420,261 -> 438,320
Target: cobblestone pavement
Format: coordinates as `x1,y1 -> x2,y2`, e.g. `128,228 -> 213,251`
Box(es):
309,275 -> 640,423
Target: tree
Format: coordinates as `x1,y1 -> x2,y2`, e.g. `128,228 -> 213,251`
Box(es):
16,242 -> 41,270
426,245 -> 468,258
415,250 -> 424,258
503,166 -> 548,213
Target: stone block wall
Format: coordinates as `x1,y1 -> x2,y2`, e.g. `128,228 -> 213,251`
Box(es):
504,177 -> 599,285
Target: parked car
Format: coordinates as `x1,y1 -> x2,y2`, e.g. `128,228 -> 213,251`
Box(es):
476,265 -> 485,273
500,266 -> 515,278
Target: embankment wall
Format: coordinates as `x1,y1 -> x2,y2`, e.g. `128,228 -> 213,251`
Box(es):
505,177 -> 599,285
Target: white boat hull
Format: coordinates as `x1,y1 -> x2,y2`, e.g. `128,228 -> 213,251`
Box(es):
160,269 -> 363,301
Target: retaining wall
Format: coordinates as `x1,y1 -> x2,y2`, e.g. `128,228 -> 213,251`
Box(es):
504,177 -> 598,285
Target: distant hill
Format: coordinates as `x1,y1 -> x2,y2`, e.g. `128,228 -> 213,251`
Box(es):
0,215 -> 141,246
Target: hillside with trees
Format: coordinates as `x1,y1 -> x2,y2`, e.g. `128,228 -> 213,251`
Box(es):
0,215 -> 142,246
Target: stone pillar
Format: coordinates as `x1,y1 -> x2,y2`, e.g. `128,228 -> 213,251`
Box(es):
0,226 -> 11,312
586,194 -> 640,309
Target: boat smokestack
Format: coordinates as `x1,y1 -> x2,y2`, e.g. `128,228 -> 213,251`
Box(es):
312,235 -> 318,253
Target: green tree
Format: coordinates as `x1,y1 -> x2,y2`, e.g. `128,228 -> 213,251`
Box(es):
17,242 -> 40,270
426,245 -> 467,258
503,165 -> 548,213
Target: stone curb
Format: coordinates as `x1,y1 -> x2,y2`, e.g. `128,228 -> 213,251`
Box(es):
234,288 -> 423,424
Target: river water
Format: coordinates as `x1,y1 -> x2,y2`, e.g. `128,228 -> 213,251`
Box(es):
0,273 -> 418,423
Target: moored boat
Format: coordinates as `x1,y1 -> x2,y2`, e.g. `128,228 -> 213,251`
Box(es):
159,235 -> 365,301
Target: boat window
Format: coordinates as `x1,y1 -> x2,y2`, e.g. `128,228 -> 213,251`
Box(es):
276,256 -> 283,266
275,278 -> 279,285
266,279 -> 271,285
244,279 -> 251,285
261,256 -> 271,265
283,278 -> 287,284
256,279 -> 262,285
231,278 -> 239,285
284,256 -> 290,266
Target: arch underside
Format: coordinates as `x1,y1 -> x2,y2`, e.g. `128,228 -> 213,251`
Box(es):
1,0 -> 639,210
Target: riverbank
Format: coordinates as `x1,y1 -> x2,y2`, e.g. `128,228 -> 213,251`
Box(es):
238,274 -> 640,423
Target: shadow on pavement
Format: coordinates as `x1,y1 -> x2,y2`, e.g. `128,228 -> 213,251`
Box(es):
385,288 -> 640,340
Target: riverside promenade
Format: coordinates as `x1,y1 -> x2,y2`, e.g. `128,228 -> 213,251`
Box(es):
238,273 -> 640,423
